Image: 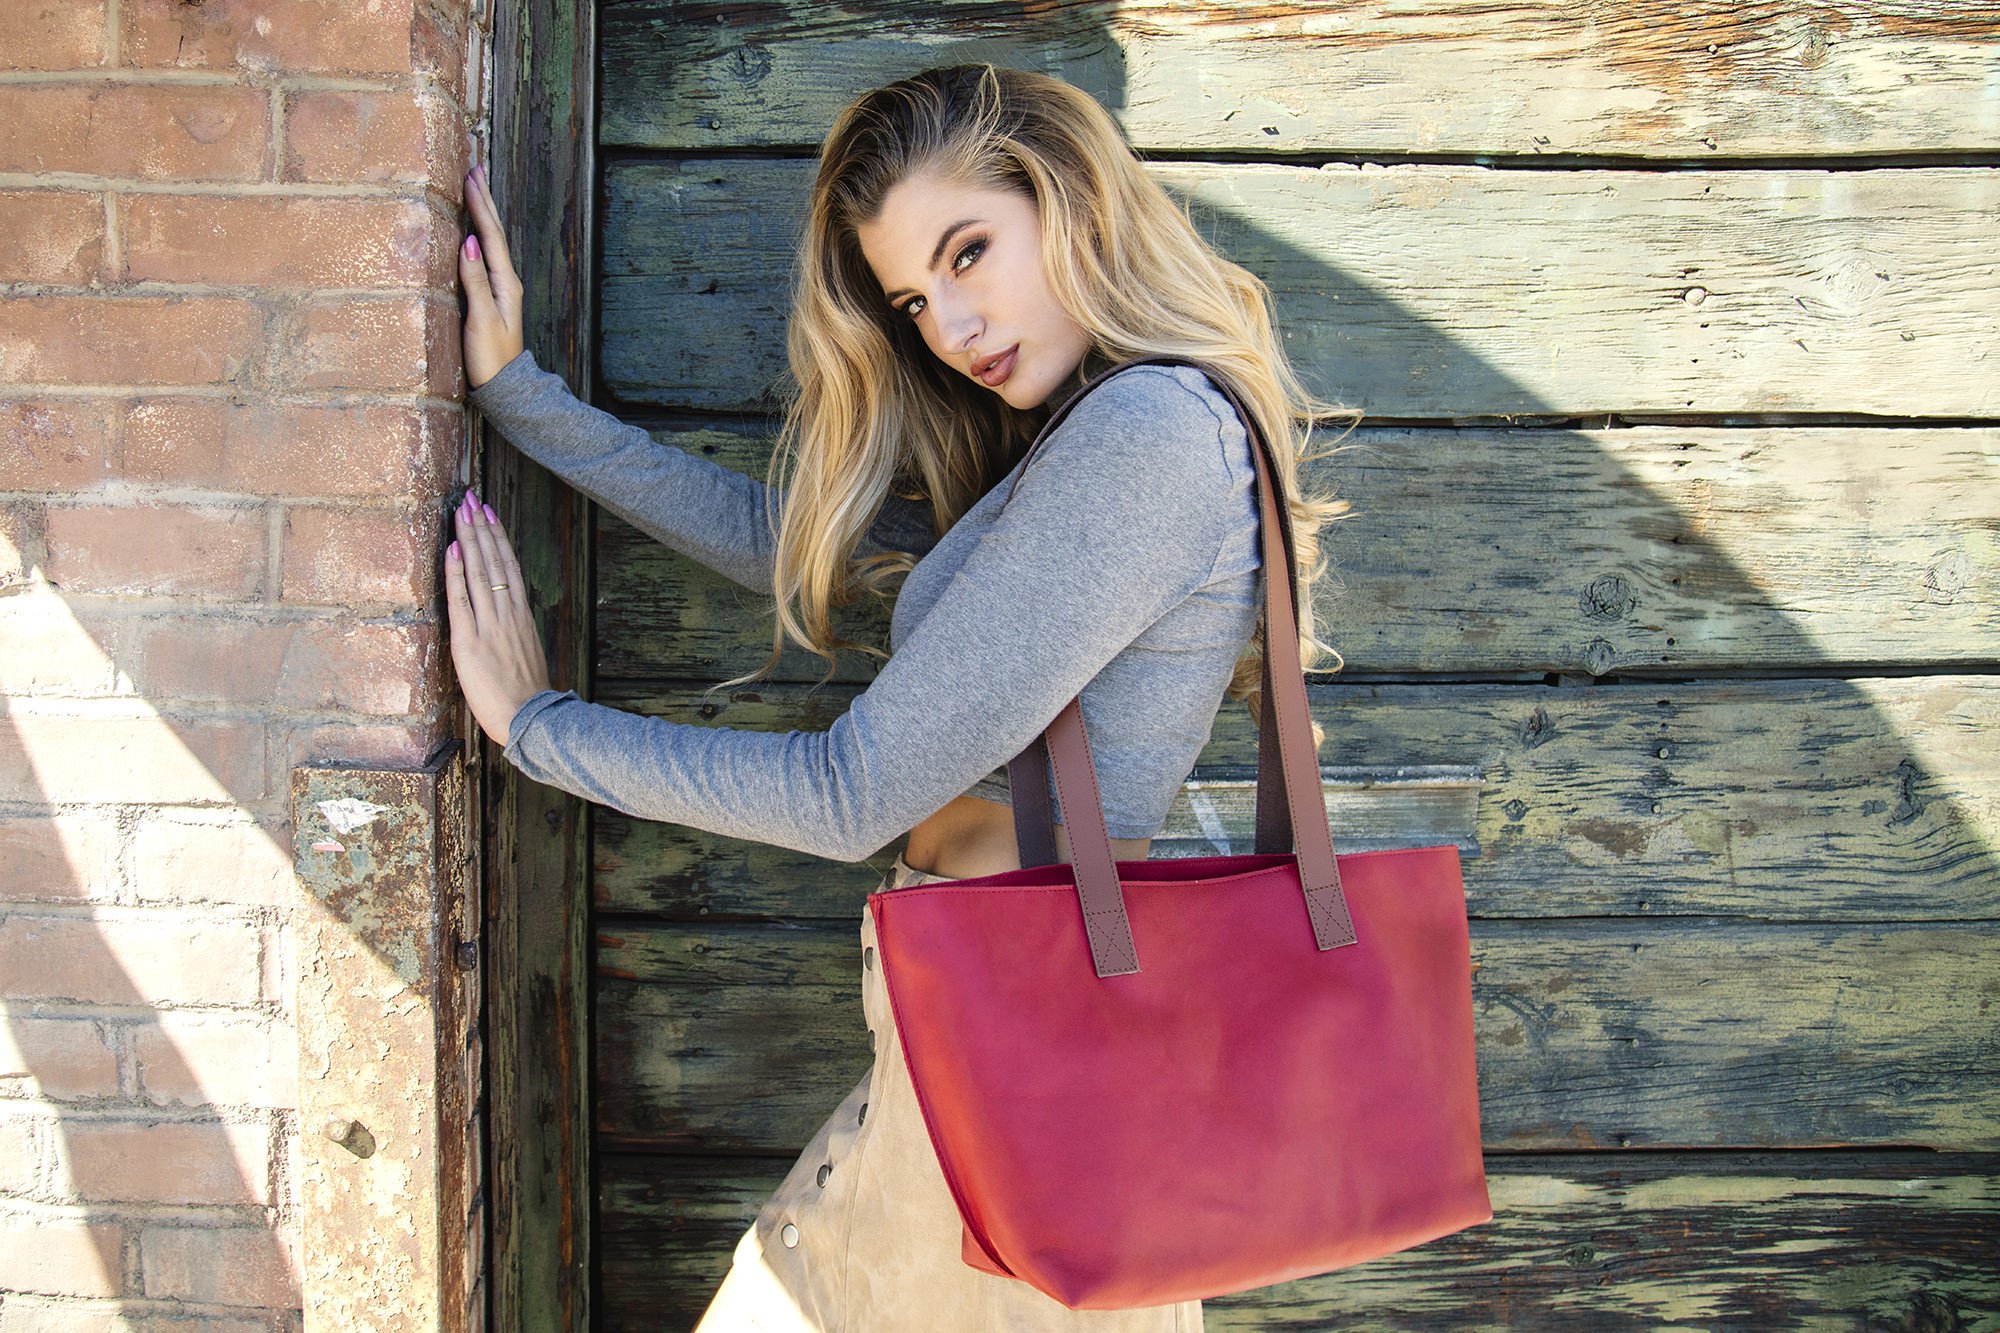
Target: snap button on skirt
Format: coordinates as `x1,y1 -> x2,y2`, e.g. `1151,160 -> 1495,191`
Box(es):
692,853 -> 1204,1333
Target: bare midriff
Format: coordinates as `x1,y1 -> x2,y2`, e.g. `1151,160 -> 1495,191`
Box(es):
901,791 -> 1153,880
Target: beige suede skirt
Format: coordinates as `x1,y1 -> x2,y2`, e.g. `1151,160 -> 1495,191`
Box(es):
692,852 -> 1203,1333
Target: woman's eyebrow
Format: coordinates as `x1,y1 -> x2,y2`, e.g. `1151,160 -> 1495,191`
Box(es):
883,218 -> 983,301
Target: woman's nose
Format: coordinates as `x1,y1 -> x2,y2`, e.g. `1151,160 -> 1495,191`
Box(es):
931,291 -> 982,354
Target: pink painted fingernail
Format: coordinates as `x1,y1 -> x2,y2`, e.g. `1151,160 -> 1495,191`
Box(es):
449,540 -> 460,560
482,503 -> 498,523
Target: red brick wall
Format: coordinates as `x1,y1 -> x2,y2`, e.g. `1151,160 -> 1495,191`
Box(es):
0,1 -> 489,1326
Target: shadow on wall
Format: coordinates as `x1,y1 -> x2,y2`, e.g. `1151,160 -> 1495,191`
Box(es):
6,2 -> 2000,1324
0,642 -> 301,1314
1,593 -> 463,1316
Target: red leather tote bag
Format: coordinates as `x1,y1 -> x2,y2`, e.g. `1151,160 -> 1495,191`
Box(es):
867,356 -> 1493,1311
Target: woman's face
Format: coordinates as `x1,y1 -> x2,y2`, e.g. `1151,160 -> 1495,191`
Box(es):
855,169 -> 1094,411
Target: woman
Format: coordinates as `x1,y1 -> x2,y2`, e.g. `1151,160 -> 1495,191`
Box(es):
448,63 -> 1354,1332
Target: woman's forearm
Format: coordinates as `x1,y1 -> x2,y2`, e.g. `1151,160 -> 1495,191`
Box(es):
469,347 -> 786,592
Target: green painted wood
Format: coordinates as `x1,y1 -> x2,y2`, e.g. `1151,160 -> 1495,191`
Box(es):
598,158 -> 2000,416
598,1151 -> 2000,1331
599,2 -> 2000,157
593,917 -> 2000,1155
592,424 -> 2000,680
584,422 -> 899,683
594,920 -> 867,1157
587,674 -> 2000,924
581,10 -> 2000,1327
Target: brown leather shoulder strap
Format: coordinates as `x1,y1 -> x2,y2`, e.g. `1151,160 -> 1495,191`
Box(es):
996,354 -> 1355,977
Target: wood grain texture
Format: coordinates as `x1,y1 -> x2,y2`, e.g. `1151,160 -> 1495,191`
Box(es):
598,1152 -> 2000,1331
599,158 -> 2000,415
592,916 -> 2000,1155
587,674 -> 2000,922
599,2 -> 2000,156
484,2 -> 596,1330
596,1144 -> 2000,1320
591,423 -> 2000,679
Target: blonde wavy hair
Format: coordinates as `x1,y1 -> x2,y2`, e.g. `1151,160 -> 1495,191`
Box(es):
716,63 -> 1360,745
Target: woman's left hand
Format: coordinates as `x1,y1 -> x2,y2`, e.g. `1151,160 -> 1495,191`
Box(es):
445,488 -> 553,747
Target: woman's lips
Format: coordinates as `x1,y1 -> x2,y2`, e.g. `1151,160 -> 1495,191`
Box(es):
976,345 -> 1019,387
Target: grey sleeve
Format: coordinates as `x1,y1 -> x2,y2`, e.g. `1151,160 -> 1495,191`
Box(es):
467,348 -> 936,591
499,367 -> 1241,863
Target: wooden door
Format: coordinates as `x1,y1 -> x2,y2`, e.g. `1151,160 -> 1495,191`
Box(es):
560,6 -> 2000,1328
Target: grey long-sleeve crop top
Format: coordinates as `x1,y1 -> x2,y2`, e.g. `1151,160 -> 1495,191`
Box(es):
466,348 -> 1263,862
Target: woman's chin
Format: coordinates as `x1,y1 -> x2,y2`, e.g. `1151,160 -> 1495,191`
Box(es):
998,365 -> 1058,410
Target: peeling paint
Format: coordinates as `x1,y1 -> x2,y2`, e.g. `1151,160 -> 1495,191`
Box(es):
319,796 -> 394,833
291,747 -> 476,1333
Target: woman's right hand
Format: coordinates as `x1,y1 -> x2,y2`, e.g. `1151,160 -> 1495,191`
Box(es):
460,163 -> 526,392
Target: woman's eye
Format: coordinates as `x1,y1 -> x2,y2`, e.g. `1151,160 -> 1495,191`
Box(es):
893,239 -> 985,321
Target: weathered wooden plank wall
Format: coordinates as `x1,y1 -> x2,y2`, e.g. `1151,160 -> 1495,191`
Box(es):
594,424 -> 2000,677
600,158 -> 2000,417
486,0 -> 595,1329
582,3 -> 2000,1328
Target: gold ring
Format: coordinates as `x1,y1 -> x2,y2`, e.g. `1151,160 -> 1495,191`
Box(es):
490,582 -> 510,592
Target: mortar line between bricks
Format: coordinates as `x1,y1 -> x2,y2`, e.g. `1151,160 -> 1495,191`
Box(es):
28,492 -> 415,510
0,70 -> 442,93
0,181 -> 459,209
0,596 -> 439,624
0,387 -> 473,410
108,1006 -> 139,1100
0,695 -> 440,718
265,504 -> 282,607
0,1104 -> 286,1128
267,77 -> 285,186
0,1289 -> 295,1317
111,804 -> 138,910
0,900 -> 269,922
103,186 -> 122,283
5,1001 -> 275,1029
0,1199 -> 276,1224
